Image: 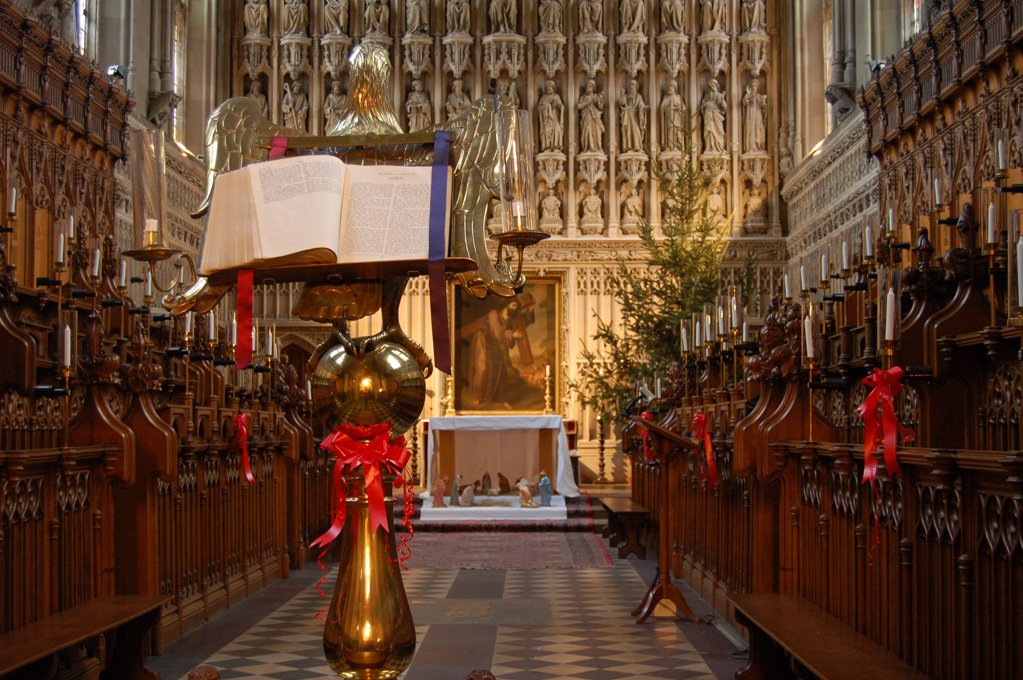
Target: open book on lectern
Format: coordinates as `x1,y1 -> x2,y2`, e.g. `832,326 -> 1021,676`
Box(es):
198,154 -> 452,276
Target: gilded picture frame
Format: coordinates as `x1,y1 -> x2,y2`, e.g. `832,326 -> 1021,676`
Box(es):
451,276 -> 561,414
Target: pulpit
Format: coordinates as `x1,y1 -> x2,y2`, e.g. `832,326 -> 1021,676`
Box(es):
426,415 -> 580,496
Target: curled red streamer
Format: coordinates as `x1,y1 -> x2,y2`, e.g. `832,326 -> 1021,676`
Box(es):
856,367 -> 915,484
639,411 -> 654,462
693,413 -> 717,488
233,413 -> 254,483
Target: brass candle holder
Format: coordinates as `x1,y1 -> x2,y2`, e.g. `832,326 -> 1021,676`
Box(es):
542,371 -> 552,414
595,412 -> 608,483
986,241 -> 999,328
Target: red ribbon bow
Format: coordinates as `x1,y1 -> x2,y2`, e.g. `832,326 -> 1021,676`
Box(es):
693,413 -> 717,488
639,411 -> 654,461
857,367 -> 915,483
309,423 -> 411,553
233,413 -> 254,484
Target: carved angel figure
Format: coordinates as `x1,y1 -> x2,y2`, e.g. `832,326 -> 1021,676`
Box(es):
539,0 -> 562,34
447,0 -> 471,33
244,0 -> 268,37
323,0 -> 349,35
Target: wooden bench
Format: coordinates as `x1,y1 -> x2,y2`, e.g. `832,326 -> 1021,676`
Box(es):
730,593 -> 931,680
0,594 -> 171,680
599,497 -> 648,559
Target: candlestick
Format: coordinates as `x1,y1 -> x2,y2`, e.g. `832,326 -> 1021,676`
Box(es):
865,223 -> 874,258
62,324 -> 71,367
55,233 -> 64,264
231,312 -> 237,346
998,139 -> 1006,172
68,214 -> 74,239
742,320 -> 749,343
841,240 -> 850,272
117,259 -> 126,288
934,176 -> 941,205
783,272 -> 791,299
888,207 -> 895,234
800,264 -> 808,292
988,201 -> 997,244
306,379 -> 313,402
8,185 -> 15,214
695,321 -> 702,347
545,364 -> 550,378
885,286 -> 896,342
681,322 -> 689,353
820,250 -> 829,283
655,376 -> 662,398
208,310 -> 216,342
89,248 -> 101,279
266,329 -> 273,357
730,295 -> 739,329
717,306 -> 725,336
804,315 -> 814,359
184,311 -> 193,335
144,269 -> 153,298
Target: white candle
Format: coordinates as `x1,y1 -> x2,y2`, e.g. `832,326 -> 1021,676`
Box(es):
62,324 -> 71,367
208,310 -> 216,341
8,185 -> 16,214
800,264 -> 808,292
717,306 -> 725,335
67,214 -> 74,239
821,250 -> 829,282
306,379 -> 313,401
117,259 -> 126,287
989,201 -> 997,244
1017,237 -> 1023,309
655,376 -> 662,398
144,217 -> 158,233
266,329 -> 273,356
144,269 -> 152,297
865,223 -> 874,257
184,311 -> 192,335
90,248 -> 100,278
55,233 -> 64,264
842,240 -> 850,271
695,321 -> 702,347
783,273 -> 791,299
888,207 -> 895,233
681,323 -> 689,352
804,315 -> 814,359
731,295 -> 739,329
230,313 -> 237,346
705,313 -> 712,340
934,176 -> 941,204
998,139 -> 1006,171
545,364 -> 550,378
885,286 -> 896,341
742,321 -> 749,343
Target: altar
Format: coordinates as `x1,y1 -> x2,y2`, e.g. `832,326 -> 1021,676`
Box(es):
426,415 -> 580,497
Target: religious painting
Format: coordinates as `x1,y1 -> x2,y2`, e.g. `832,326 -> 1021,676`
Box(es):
452,276 -> 561,413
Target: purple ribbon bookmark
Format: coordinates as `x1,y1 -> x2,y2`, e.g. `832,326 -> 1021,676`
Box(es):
429,131 -> 452,375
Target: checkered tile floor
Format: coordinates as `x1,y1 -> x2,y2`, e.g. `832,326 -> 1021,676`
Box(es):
154,534 -> 741,679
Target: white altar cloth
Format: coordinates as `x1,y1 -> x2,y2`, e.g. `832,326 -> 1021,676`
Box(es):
426,415 -> 580,497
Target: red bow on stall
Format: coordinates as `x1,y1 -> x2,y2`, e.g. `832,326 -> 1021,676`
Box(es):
857,367 -> 915,483
233,413 -> 254,483
639,411 -> 654,461
693,413 -> 717,488
309,423 -> 411,553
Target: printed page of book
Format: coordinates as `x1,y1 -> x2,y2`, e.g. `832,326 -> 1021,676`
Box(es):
250,155 -> 347,263
337,164 -> 448,263
199,168 -> 258,274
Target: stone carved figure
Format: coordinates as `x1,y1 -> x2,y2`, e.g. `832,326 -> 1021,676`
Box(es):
489,0 -> 516,33
577,80 -> 605,153
619,79 -> 647,153
701,0 -> 726,32
620,0 -> 645,33
622,184 -> 644,228
745,183 -> 766,222
445,78 -> 471,120
661,0 -> 685,32
431,475 -> 448,507
707,182 -> 724,216
487,198 -> 506,233
742,79 -> 767,153
498,79 -> 519,108
580,186 -> 603,228
365,0 -> 390,34
537,80 -> 564,151
247,79 -> 268,118
742,0 -> 766,32
282,80 -> 309,131
659,80 -> 685,151
282,0 -> 309,37
447,0 -> 470,33
539,0 -> 562,34
701,78 -> 726,153
244,0 -> 269,37
406,0 -> 428,33
324,80 -> 345,130
406,79 -> 432,131
578,0 -> 602,33
324,0 -> 348,35
540,189 -> 561,225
